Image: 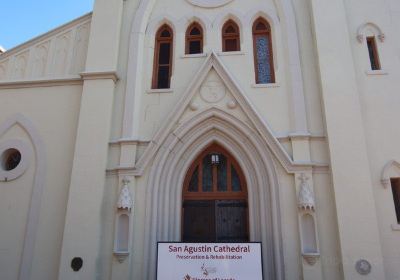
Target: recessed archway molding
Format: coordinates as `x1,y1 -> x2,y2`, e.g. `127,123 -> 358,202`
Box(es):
0,114 -> 46,280
142,110 -> 284,280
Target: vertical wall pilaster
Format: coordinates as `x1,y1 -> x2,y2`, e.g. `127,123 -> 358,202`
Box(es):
58,0 -> 124,279
308,0 -> 385,278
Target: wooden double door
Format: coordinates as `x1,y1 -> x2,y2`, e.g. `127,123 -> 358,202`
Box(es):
182,145 -> 249,243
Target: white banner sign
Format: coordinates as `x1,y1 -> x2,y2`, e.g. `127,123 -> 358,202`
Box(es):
157,243 -> 263,280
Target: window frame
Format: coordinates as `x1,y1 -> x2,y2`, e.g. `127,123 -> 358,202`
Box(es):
185,22 -> 204,55
252,18 -> 275,84
222,20 -> 241,52
152,24 -> 174,89
366,36 -> 381,71
391,178 -> 400,224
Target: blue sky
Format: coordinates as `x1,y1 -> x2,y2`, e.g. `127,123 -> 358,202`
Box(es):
1,0 -> 94,50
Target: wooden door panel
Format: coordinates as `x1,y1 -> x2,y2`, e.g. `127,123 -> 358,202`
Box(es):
183,200 -> 215,242
215,200 -> 248,242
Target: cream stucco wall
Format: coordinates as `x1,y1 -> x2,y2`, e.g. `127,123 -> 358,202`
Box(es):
0,85 -> 82,280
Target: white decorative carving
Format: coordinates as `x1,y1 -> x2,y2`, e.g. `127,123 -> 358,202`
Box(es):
72,24 -> 90,73
33,43 -> 49,78
117,177 -> 133,211
302,253 -> 319,266
185,0 -> 234,8
381,160 -> 400,188
54,34 -> 70,76
298,173 -> 315,211
227,100 -> 237,109
114,252 -> 129,263
189,101 -> 200,111
357,22 -> 385,43
0,63 -> 7,80
200,73 -> 226,103
14,54 -> 28,79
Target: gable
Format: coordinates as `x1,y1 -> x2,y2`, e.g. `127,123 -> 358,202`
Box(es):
133,52 -> 316,175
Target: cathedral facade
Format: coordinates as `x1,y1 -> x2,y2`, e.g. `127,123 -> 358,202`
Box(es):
0,0 -> 400,279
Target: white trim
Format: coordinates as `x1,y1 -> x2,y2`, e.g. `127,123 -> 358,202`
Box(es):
357,22 -> 385,43
0,139 -> 33,182
381,160 -> 400,188
146,89 -> 173,94
185,0 -> 234,8
0,114 -> 46,280
252,83 -> 280,88
217,51 -> 246,56
180,53 -> 208,59
365,69 -> 388,76
80,71 -> 119,83
391,224 -> 400,231
0,76 -> 82,89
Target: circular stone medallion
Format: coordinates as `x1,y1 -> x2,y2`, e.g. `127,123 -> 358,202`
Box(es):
200,80 -> 226,103
185,0 -> 234,8
355,259 -> 372,275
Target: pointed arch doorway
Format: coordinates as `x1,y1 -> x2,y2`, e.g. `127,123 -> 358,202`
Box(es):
182,144 -> 249,242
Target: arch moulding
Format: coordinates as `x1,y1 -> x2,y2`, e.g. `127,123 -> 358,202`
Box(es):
381,160 -> 400,188
0,114 -> 46,280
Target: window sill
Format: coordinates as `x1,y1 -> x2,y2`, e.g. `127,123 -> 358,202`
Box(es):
181,53 -> 207,59
391,224 -> 400,231
146,89 -> 173,94
252,83 -> 280,88
365,69 -> 388,76
217,51 -> 245,56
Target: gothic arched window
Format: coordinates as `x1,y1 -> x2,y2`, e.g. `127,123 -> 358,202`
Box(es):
152,24 -> 173,89
222,20 -> 240,52
252,18 -> 275,84
186,22 -> 203,55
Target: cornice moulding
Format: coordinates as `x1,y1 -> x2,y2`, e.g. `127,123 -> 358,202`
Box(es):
0,76 -> 83,89
80,71 -> 119,83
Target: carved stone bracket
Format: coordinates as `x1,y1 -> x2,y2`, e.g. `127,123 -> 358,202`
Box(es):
302,253 -> 320,266
114,251 -> 129,263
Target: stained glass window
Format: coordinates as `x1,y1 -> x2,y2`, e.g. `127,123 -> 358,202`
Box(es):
188,167 -> 199,192
202,155 -> 213,192
217,155 -> 227,192
232,165 -> 241,192
256,36 -> 272,84
253,18 -> 274,84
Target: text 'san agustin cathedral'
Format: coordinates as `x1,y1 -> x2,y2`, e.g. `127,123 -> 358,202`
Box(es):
1,0 -> 400,279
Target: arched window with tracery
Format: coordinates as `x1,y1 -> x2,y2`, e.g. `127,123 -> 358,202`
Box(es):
222,20 -> 240,52
252,18 -> 275,84
152,24 -> 173,89
186,22 -> 203,55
